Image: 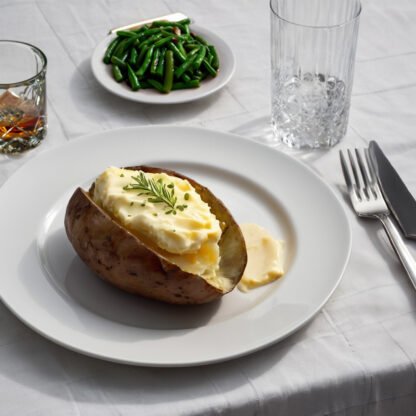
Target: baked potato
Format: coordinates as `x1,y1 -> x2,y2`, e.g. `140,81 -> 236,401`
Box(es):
64,166 -> 247,304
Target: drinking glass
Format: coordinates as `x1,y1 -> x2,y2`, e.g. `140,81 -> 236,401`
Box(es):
0,41 -> 47,154
270,0 -> 361,149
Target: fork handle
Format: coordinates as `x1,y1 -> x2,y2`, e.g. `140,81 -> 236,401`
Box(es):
378,214 -> 416,289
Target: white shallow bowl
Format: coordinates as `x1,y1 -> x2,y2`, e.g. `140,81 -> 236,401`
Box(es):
0,126 -> 351,367
91,26 -> 235,104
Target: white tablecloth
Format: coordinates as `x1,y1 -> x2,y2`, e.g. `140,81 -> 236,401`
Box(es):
2,0 -> 416,415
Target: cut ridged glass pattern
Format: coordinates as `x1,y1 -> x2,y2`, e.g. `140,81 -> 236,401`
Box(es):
0,41 -> 47,154
270,0 -> 361,149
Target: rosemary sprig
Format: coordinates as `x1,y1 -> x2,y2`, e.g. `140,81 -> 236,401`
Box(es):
123,171 -> 187,215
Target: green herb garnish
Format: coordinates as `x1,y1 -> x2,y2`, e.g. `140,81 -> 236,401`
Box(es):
123,171 -> 187,215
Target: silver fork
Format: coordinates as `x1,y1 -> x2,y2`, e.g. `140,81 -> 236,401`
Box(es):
340,148 -> 416,289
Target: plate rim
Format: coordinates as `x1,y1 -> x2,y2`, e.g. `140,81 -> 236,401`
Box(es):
0,125 -> 352,367
91,25 -> 236,105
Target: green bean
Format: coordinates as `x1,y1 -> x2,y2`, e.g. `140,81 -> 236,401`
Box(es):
151,20 -> 174,27
186,47 -> 200,57
174,53 -> 198,78
205,46 -> 213,64
132,24 -> 149,34
177,20 -> 191,36
181,46 -> 201,69
103,37 -> 120,64
192,46 -> 206,70
127,64 -> 141,91
175,23 -> 187,33
206,52 -> 213,66
131,38 -> 140,49
154,35 -> 174,48
155,47 -> 166,77
192,34 -> 208,45
182,24 -> 190,36
160,29 -> 175,37
178,51 -> 198,79
129,47 -> 139,66
116,30 -> 138,38
168,42 -> 186,63
177,18 -> 191,26
112,38 -> 129,59
184,43 -> 199,51
111,55 -> 127,68
202,59 -> 217,77
136,45 -> 154,78
177,41 -> 187,57
150,48 -> 161,75
127,34 -> 141,46
163,50 -> 174,93
147,78 -> 165,93
112,64 -> 124,82
114,35 -> 141,60
172,80 -> 200,90
141,27 -> 162,37
180,34 -> 194,42
138,33 -> 163,49
208,45 -> 219,69
137,44 -> 149,65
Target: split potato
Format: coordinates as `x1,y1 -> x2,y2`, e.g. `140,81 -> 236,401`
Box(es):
64,166 -> 247,304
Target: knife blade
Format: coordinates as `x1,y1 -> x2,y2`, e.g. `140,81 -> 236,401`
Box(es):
369,140 -> 416,239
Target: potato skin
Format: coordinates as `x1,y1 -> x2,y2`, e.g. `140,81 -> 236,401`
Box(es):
64,166 -> 247,305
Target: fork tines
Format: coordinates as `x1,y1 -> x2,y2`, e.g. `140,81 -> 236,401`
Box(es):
340,148 -> 377,200
339,147 -> 389,217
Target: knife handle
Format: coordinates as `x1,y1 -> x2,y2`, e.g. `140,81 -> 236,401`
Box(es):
378,214 -> 416,289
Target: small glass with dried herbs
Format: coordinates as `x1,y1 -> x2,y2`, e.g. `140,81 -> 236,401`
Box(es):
0,41 -> 47,154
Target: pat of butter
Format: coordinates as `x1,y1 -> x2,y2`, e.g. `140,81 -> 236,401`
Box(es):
92,167 -> 222,282
238,223 -> 284,292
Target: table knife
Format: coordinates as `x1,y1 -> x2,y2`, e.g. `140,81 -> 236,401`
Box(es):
369,140 -> 416,239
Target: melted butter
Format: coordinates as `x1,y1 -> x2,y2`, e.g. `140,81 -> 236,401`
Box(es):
93,167 -> 222,284
238,223 -> 285,292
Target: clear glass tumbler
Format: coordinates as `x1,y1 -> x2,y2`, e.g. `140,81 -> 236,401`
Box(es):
270,0 -> 361,149
0,41 -> 47,154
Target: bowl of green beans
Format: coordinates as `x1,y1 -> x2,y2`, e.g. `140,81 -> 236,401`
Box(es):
91,19 -> 235,104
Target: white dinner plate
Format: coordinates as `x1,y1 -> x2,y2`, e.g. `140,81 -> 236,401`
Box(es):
91,26 -> 235,104
0,126 -> 351,367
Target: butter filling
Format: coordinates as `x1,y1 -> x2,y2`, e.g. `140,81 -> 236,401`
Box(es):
238,223 -> 285,292
92,167 -> 224,288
